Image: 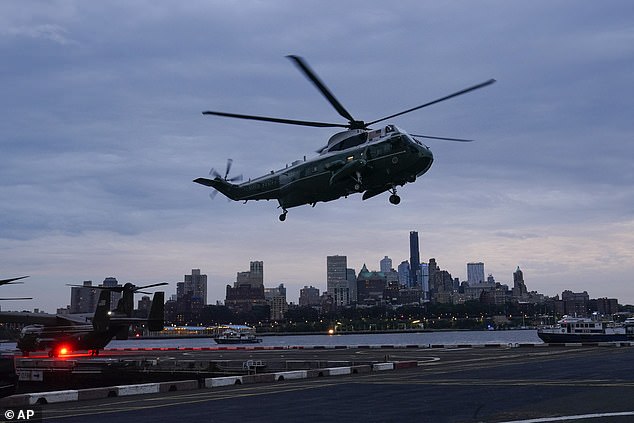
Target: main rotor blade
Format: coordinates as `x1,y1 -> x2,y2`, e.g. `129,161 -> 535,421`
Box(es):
286,55 -> 358,126
367,79 -> 496,126
202,111 -> 347,129
411,134 -> 474,142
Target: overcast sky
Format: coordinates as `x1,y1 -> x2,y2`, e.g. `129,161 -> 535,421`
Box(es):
1,1 -> 633,312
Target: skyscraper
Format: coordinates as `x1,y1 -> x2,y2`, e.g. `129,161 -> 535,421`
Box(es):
249,261 -> 264,287
327,255 -> 347,290
327,255 -> 351,307
397,260 -> 410,287
409,231 -> 421,287
184,268 -> 208,305
467,262 -> 485,285
235,261 -> 264,288
512,266 -> 528,299
380,256 -> 392,274
70,281 -> 98,313
299,286 -> 320,306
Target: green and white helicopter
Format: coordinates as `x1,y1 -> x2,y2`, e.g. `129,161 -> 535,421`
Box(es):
195,55 -> 494,221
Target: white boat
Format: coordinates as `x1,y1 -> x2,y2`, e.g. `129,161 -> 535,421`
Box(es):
537,316 -> 630,343
213,325 -> 262,344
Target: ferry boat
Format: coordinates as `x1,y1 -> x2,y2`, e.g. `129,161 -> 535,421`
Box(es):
213,325 -> 262,344
537,316 -> 630,343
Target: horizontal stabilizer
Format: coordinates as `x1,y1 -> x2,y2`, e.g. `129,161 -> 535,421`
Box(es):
193,177 -> 215,187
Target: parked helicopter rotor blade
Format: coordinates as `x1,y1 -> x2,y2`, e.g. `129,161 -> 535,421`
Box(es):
411,134 -> 474,142
367,79 -> 496,127
134,282 -> 168,291
66,282 -> 168,292
0,276 -> 29,286
202,111 -> 347,129
286,55 -> 360,127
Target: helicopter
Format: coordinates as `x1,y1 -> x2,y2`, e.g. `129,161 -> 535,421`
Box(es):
0,282 -> 166,357
194,55 -> 495,221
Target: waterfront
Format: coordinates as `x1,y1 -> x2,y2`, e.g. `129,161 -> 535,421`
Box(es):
0,330 -> 541,353
112,329 -> 542,348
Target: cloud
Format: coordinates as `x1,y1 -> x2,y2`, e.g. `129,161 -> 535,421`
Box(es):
1,1 -> 634,311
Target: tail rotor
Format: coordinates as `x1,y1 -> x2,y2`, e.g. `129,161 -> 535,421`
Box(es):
208,158 -> 243,200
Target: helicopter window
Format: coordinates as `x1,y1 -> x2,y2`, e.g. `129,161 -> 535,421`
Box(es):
390,135 -> 404,147
329,132 -> 368,152
367,141 -> 393,159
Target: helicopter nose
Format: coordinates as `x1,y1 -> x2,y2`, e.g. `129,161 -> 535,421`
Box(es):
419,144 -> 433,160
416,145 -> 433,176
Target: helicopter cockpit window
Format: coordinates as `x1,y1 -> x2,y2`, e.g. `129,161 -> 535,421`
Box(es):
328,132 -> 368,152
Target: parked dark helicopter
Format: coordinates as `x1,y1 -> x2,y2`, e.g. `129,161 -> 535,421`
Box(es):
0,282 -> 165,357
195,55 -> 495,221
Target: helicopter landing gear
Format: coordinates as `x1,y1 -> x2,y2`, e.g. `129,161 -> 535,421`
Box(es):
389,187 -> 401,205
279,209 -> 288,221
352,171 -> 364,192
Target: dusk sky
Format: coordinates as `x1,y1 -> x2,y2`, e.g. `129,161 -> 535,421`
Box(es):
1,1 -> 633,312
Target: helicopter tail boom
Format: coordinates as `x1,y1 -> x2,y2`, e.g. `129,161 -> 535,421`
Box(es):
194,177 -> 242,201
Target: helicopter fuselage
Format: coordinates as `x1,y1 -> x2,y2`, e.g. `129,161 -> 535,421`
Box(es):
194,125 -> 433,217
195,55 -> 493,220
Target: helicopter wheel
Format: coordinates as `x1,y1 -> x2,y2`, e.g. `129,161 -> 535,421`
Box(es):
389,194 -> 401,205
279,211 -> 287,221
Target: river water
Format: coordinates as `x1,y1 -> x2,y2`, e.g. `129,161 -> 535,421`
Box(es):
103,330 -> 542,349
0,330 -> 542,352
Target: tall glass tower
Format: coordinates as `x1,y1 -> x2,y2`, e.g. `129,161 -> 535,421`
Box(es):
409,231 -> 421,287
467,262 -> 485,285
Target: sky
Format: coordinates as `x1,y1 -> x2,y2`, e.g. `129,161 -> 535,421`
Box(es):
1,1 -> 633,312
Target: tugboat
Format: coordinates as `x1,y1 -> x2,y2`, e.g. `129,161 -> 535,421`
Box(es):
537,316 -> 628,343
213,325 -> 262,344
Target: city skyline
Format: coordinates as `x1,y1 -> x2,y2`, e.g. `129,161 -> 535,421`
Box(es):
11,246 -> 626,313
1,2 -> 633,311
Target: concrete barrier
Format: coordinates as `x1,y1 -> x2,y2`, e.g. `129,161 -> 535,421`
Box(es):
323,367 -> 351,376
116,383 -> 160,397
205,376 -> 242,388
274,370 -> 307,381
77,387 -> 118,401
372,363 -> 394,371
241,373 -> 276,384
28,389 -> 78,405
159,380 -> 199,393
